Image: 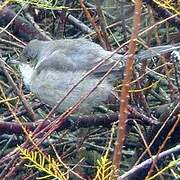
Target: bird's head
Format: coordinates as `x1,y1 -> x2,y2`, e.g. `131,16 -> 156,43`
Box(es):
18,39 -> 41,68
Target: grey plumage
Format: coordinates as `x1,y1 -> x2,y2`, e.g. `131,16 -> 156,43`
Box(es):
19,39 -> 123,113
18,39 -> 180,113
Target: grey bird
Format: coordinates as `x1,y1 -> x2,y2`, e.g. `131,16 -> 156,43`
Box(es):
17,39 -> 180,113
18,38 -> 123,113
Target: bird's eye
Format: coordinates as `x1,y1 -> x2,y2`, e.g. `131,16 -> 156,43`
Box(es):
26,58 -> 31,63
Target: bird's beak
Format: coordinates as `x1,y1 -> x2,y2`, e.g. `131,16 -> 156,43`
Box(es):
8,59 -> 21,65
8,58 -> 22,65
8,53 -> 26,65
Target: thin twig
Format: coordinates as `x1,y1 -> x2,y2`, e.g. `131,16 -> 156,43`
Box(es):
0,58 -> 36,121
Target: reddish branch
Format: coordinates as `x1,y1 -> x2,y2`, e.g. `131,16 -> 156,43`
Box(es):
79,0 -> 107,49
112,0 -> 143,170
93,0 -> 111,50
146,114 -> 180,179
0,109 -> 158,135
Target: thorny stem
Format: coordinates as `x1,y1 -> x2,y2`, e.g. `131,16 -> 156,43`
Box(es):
112,0 -> 142,172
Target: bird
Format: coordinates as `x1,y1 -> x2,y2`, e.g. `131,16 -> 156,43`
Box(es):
17,38 -> 124,113
17,38 -> 180,113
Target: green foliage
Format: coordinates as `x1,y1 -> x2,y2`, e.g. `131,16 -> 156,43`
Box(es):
94,155 -> 113,180
17,146 -> 67,180
148,156 -> 180,180
11,0 -> 67,10
94,123 -> 116,180
153,0 -> 180,14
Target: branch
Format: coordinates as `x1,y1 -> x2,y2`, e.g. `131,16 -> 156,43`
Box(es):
144,0 -> 180,29
112,0 -> 143,170
119,145 -> 180,180
0,108 -> 158,135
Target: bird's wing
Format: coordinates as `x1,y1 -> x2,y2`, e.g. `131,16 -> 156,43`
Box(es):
136,43 -> 180,61
91,44 -> 180,76
34,50 -> 76,75
35,42 -> 180,77
35,41 -> 125,73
